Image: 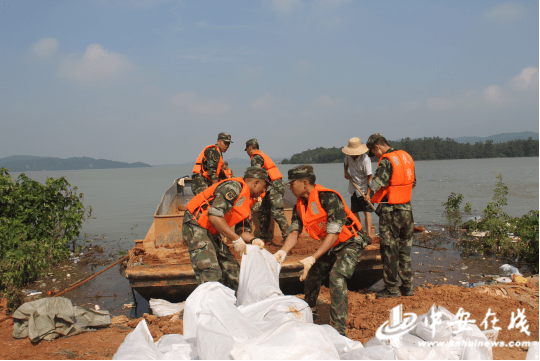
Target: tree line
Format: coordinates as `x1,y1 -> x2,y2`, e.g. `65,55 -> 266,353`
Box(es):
279,137 -> 539,164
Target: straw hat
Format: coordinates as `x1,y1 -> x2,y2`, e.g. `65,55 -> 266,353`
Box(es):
342,137 -> 368,155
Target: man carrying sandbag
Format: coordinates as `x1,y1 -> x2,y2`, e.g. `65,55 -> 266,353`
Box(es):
182,167 -> 270,292
272,165 -> 370,337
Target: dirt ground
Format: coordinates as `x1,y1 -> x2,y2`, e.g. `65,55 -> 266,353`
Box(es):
1,278 -> 537,360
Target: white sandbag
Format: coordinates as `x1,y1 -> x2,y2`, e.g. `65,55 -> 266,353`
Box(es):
155,334 -> 197,360
401,333 -> 428,347
499,264 -> 522,276
340,344 -> 397,360
230,321 -> 340,360
183,281 -> 237,339
525,341 -> 539,360
236,245 -> 283,307
424,345 -> 456,360
394,345 -> 430,360
112,320 -> 162,360
363,336 -> 387,347
411,305 -> 453,342
149,299 -> 185,317
194,284 -> 263,359
461,336 -> 492,360
238,295 -> 313,333
319,324 -> 363,355
495,277 -> 512,283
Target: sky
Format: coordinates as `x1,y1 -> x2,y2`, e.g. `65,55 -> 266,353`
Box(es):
0,0 -> 538,165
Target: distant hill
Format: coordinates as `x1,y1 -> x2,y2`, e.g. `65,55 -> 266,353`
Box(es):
453,131 -> 538,144
280,132 -> 539,164
0,155 -> 151,172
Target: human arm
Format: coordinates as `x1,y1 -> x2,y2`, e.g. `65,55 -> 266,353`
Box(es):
343,156 -> 351,180
204,147 -> 222,184
251,154 -> 265,168
368,158 -> 392,195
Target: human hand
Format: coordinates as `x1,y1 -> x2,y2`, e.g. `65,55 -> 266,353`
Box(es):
344,172 -> 351,180
252,238 -> 265,250
232,237 -> 247,255
274,250 -> 287,263
299,256 -> 316,282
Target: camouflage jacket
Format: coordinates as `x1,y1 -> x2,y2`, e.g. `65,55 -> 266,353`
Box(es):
183,180 -> 252,233
288,190 -> 346,235
369,148 -> 416,213
251,153 -> 283,188
201,145 -> 224,182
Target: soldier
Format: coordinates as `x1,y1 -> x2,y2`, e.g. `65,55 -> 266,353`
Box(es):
245,138 -> 289,244
181,167 -> 270,292
272,165 -> 370,336
365,133 -> 416,298
222,161 -> 234,179
191,133 -> 232,195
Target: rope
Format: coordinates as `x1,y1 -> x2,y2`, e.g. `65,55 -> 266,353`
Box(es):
53,255 -> 129,298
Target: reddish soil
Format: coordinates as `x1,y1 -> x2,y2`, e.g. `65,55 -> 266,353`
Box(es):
1,281 -> 537,359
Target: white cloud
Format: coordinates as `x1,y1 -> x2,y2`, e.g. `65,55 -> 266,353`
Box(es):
250,93 -> 276,109
483,2 -> 525,24
425,97 -> 456,111
509,67 -> 539,92
272,0 -> 303,16
58,44 -> 136,84
31,37 -> 59,58
482,85 -> 503,104
313,95 -> 343,107
168,91 -> 232,115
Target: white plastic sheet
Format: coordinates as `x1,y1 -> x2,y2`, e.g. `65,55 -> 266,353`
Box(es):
149,299 -> 185,317
114,244 -> 498,360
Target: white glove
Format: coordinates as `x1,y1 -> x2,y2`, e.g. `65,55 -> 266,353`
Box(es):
252,238 -> 265,250
299,256 -> 316,282
232,237 -> 247,255
274,250 -> 287,263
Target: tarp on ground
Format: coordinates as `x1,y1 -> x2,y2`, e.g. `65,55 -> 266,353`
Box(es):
12,297 -> 111,342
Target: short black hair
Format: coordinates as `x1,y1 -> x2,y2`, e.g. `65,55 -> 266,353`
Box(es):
297,175 -> 316,185
373,136 -> 389,147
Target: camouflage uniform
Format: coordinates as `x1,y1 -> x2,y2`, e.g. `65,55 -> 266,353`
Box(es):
251,153 -> 289,240
182,180 -> 251,292
369,146 -> 416,293
192,146 -> 223,195
289,187 -> 369,336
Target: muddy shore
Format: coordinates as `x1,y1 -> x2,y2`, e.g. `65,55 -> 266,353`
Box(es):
0,224 -> 538,360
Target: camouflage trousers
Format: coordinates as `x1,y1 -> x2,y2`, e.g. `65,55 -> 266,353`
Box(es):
379,209 -> 414,293
258,181 -> 289,240
191,174 -> 212,195
304,235 -> 366,336
181,221 -> 240,292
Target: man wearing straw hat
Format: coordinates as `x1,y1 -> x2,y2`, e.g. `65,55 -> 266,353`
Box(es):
342,137 -> 375,239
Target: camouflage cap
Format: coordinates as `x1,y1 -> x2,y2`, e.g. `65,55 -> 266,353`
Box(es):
244,138 -> 259,151
244,166 -> 271,184
366,133 -> 383,157
285,165 -> 315,185
223,161 -> 228,166
218,132 -> 233,143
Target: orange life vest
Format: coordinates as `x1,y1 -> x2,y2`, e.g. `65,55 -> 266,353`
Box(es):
296,184 -> 362,248
371,150 -> 415,204
224,168 -> 233,179
192,144 -> 223,182
251,150 -> 282,181
187,178 -> 252,235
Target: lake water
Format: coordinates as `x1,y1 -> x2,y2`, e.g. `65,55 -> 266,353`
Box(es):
10,157 -> 539,316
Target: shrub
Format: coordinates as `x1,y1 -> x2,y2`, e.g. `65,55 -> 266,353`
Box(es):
0,168 -> 92,291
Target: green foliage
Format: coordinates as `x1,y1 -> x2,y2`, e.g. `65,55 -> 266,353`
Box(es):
279,137 -> 539,164
442,192 -> 463,213
0,168 -> 92,292
464,203 -> 472,214
459,174 -> 538,273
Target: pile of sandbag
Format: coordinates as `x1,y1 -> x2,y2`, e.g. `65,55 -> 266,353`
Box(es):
112,246 -> 538,360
